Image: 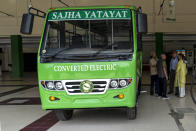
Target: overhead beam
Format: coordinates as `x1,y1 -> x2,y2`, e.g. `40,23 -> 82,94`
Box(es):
57,0 -> 70,7
0,10 -> 14,17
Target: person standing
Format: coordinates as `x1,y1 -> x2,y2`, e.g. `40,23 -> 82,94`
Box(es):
168,51 -> 178,94
157,53 -> 169,99
149,52 -> 159,95
174,54 -> 187,98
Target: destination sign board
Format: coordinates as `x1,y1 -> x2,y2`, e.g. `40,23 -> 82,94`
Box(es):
48,9 -> 131,21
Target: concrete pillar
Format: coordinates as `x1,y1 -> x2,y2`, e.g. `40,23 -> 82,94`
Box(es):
155,32 -> 163,58
11,35 -> 24,77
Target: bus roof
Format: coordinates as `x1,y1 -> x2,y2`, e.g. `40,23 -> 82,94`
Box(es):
47,5 -> 136,12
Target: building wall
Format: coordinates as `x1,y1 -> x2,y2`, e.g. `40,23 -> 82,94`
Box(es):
0,0 -> 196,36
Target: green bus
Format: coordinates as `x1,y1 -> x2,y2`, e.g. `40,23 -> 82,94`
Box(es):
21,5 -> 147,120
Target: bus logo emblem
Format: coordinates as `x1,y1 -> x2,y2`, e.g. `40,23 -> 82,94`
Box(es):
80,80 -> 94,93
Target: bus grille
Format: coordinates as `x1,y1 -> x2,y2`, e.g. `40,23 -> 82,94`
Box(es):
64,79 -> 109,95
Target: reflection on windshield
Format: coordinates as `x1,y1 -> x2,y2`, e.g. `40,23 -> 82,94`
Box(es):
41,18 -> 133,61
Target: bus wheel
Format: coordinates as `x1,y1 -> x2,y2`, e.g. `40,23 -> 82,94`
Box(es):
127,107 -> 137,120
55,110 -> 73,121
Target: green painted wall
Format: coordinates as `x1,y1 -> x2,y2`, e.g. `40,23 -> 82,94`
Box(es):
155,32 -> 163,58
11,35 -> 24,77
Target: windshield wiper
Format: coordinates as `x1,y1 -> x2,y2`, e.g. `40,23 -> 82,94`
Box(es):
91,44 -> 132,57
41,48 -> 68,58
90,44 -> 111,57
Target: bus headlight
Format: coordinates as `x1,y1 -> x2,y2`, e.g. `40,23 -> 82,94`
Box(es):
46,81 -> 55,90
109,78 -> 132,89
110,80 -> 118,88
119,80 -> 127,87
41,81 -> 65,91
55,81 -> 64,90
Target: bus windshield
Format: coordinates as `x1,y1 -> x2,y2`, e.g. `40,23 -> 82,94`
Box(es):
41,9 -> 133,62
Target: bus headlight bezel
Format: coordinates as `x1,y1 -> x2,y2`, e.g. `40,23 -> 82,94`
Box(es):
41,81 -> 65,91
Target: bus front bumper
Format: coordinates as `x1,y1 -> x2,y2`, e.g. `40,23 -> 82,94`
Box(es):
40,86 -> 136,110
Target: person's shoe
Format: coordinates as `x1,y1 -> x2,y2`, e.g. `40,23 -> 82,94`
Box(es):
162,96 -> 169,100
168,91 -> 173,94
175,93 -> 179,97
156,95 -> 162,98
159,96 -> 162,99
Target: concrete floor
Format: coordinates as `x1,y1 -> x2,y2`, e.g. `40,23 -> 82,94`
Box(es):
0,72 -> 195,131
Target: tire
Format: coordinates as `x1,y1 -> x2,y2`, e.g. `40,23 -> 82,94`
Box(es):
127,107 -> 137,120
55,110 -> 73,121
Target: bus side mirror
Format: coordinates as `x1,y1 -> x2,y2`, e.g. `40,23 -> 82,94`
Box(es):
20,13 -> 34,34
137,13 -> 147,34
